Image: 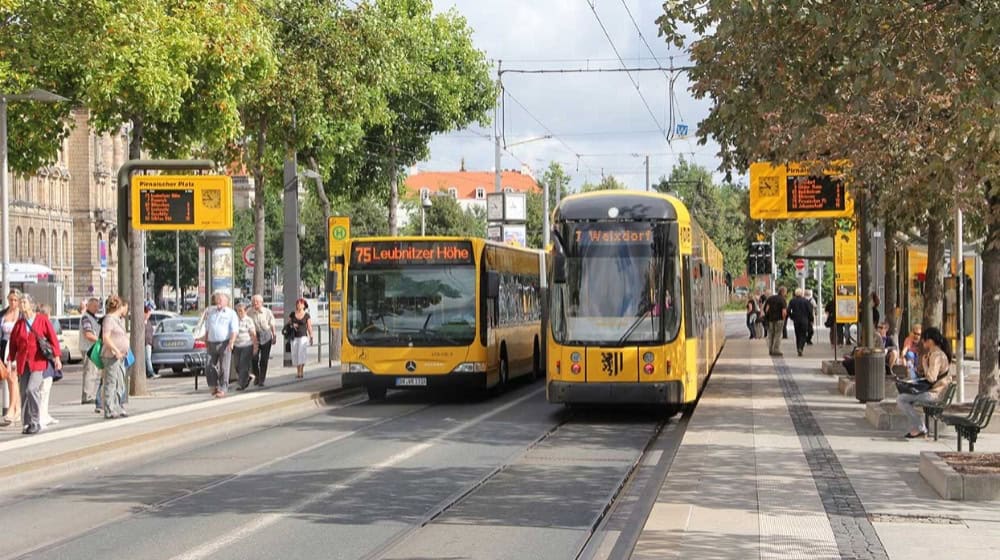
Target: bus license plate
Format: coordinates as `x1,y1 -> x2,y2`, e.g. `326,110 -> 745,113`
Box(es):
396,377 -> 427,387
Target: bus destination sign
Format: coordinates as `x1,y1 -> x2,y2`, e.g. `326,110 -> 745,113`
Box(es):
786,175 -> 845,213
139,188 -> 195,225
352,241 -> 475,266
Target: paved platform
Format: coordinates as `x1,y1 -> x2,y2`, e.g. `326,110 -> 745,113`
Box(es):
633,333 -> 1000,560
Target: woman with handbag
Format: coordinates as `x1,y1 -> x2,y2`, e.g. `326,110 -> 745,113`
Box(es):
287,298 -> 313,380
896,326 -> 953,439
7,294 -> 62,435
99,296 -> 131,419
0,289 -> 23,427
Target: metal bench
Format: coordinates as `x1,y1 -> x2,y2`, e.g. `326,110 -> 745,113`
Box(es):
184,353 -> 210,391
941,395 -> 997,452
918,383 -> 957,441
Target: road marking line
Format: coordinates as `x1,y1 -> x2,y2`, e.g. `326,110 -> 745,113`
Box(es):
170,387 -> 545,560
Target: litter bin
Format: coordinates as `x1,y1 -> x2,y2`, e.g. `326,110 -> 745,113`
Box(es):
854,347 -> 886,403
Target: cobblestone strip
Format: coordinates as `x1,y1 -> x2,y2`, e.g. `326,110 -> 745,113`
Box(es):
773,358 -> 890,560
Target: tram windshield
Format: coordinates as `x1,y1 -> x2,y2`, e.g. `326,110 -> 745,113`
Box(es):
550,221 -> 680,345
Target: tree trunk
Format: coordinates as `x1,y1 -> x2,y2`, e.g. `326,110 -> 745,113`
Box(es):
858,188 -> 874,348
884,222 -> 899,337
388,157 -> 399,236
922,214 -> 946,329
252,123 -> 267,297
980,182 -> 999,399
128,116 -> 148,396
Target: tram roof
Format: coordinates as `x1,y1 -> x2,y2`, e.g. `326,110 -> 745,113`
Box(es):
554,190 -> 680,221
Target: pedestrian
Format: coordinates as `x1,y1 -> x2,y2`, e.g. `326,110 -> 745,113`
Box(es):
232,302 -> 258,391
8,294 -> 62,434
37,304 -> 60,428
787,288 -> 813,356
871,292 -> 881,325
746,292 -> 761,339
99,296 -> 130,419
804,289 -> 815,345
896,326 -> 952,439
899,323 -> 922,380
202,292 -> 238,398
824,298 -> 843,345
248,295 -> 275,387
143,303 -> 159,379
79,297 -> 102,405
0,290 -> 23,427
759,289 -> 771,338
287,298 -> 313,380
763,287 -> 787,356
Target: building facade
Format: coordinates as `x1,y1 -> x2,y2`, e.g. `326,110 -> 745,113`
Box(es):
400,168 -> 540,228
2,108 -> 124,307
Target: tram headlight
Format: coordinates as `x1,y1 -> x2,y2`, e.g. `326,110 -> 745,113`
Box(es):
642,352 -> 655,364
570,352 -> 581,363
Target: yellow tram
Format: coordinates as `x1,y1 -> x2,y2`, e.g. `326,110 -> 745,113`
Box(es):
545,190 -> 725,412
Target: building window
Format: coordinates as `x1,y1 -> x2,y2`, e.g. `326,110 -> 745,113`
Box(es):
448,187 -> 458,199
14,227 -> 22,261
51,229 -> 58,266
40,230 -> 47,261
475,187 -> 486,200
28,228 -> 35,262
63,232 -> 70,265
504,187 -> 514,193
419,188 -> 430,200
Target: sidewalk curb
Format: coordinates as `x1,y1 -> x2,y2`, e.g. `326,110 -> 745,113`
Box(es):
1,380 -> 357,493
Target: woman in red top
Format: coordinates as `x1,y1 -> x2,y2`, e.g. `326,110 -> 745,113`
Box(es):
8,294 -> 62,435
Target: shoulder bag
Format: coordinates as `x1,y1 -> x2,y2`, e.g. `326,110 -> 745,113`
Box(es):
88,339 -> 105,369
28,319 -> 56,361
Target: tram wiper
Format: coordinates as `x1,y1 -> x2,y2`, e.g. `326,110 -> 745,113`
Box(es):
616,302 -> 653,345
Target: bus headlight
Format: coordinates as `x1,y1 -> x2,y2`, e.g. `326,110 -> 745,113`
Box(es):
451,362 -> 487,373
347,363 -> 371,373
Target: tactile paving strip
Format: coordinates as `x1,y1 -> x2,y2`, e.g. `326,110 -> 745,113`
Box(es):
773,358 -> 890,560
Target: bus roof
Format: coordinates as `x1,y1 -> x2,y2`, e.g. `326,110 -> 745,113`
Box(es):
554,190 -> 683,221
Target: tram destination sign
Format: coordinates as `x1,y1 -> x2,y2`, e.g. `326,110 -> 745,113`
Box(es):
749,162 -> 853,219
351,241 -> 474,267
131,175 -> 233,231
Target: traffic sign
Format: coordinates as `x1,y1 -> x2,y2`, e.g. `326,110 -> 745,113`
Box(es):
131,175 -> 233,231
794,258 -> 806,271
242,244 -> 255,267
328,216 -> 350,271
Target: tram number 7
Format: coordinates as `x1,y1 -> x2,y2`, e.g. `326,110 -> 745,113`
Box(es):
601,352 -> 624,377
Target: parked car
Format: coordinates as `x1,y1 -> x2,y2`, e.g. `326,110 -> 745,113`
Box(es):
53,316 -> 83,363
149,310 -> 178,328
150,317 -> 206,375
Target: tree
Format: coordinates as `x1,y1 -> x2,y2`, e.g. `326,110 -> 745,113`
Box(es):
526,162 -> 572,248
145,232 -> 199,308
403,195 -> 485,238
2,0 -> 276,396
581,175 -> 625,192
657,1 -> 999,397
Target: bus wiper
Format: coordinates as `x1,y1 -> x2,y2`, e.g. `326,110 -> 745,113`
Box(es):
617,303 -> 653,345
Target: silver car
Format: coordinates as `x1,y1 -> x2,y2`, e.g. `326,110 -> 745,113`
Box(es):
150,317 -> 206,374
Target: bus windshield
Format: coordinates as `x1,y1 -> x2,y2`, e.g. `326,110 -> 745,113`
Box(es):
347,266 -> 477,347
551,221 -> 680,345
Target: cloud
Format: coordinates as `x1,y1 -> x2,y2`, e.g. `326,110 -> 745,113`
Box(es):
423,0 -> 729,189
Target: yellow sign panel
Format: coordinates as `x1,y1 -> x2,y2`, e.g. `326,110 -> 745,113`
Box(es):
749,162 -> 853,219
131,175 -> 233,231
834,227 -> 858,324
328,216 -> 350,270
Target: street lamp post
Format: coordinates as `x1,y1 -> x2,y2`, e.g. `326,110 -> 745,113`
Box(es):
421,197 -> 432,236
1,88 -> 69,297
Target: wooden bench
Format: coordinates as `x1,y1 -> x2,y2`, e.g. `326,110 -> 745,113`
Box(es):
184,353 -> 209,391
941,395 -> 997,452
918,383 -> 957,441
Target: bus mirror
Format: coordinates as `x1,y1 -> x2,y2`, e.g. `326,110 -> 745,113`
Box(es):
486,271 -> 500,299
552,251 -> 567,284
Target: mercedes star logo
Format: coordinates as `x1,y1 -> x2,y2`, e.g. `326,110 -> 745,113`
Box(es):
405,361 -> 417,372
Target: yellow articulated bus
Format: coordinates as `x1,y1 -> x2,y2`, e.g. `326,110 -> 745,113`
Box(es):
546,190 -> 725,413
342,236 -> 545,400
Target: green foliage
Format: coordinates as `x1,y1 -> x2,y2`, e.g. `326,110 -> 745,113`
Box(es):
403,195 -> 485,238
145,231 -> 199,301
581,175 -> 625,192
525,162 -> 572,249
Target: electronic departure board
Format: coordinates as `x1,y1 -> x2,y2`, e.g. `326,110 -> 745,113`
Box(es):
139,188 -> 195,225
786,175 -> 846,213
130,175 -> 233,231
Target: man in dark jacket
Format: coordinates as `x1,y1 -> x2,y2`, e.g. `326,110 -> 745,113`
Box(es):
763,287 -> 788,356
787,288 -> 814,356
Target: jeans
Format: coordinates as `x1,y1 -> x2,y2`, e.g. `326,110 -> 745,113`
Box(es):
746,313 -> 757,338
897,391 -> 938,433
145,343 -> 155,378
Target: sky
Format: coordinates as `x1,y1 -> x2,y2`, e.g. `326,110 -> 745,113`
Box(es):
422,0 -> 726,190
